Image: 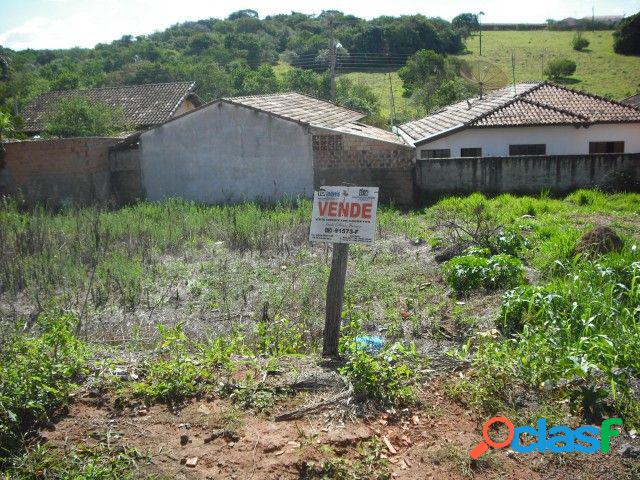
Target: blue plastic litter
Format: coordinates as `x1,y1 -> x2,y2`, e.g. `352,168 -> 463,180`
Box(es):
353,336 -> 384,353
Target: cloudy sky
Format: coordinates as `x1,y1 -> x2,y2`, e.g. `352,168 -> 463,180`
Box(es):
1,0 -> 638,51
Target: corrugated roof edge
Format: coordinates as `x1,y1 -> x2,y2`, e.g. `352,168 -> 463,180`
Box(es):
311,124 -> 412,147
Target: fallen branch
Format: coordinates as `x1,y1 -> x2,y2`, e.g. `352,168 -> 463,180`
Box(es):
274,385 -> 353,422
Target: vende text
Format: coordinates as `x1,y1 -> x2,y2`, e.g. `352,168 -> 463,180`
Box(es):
318,202 -> 372,219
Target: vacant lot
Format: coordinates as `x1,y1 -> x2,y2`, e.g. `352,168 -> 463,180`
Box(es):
342,30 -> 640,122
1,191 -> 640,478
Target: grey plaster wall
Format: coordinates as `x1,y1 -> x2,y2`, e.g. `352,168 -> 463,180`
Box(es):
417,154 -> 640,198
139,102 -> 314,204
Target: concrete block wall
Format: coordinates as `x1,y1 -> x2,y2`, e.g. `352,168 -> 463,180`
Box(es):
416,153 -> 640,199
311,131 -> 415,205
1,138 -> 120,206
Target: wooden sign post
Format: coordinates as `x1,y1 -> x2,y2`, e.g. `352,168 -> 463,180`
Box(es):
309,186 -> 379,357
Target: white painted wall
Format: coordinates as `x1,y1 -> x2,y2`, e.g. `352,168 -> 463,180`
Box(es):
140,102 -> 314,203
417,123 -> 640,158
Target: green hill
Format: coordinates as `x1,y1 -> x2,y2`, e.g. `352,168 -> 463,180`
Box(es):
343,30 -> 640,123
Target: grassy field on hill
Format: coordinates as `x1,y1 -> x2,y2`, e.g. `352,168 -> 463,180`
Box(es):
342,30 -> 640,123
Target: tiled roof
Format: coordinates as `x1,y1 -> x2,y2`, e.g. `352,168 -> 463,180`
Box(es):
22,82 -> 200,133
622,93 -> 640,108
399,82 -> 640,145
226,92 -> 366,128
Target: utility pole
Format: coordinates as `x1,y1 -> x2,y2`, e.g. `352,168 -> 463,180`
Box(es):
388,72 -> 396,127
592,5 -> 595,33
511,50 -> 516,94
478,11 -> 485,56
327,14 -> 337,102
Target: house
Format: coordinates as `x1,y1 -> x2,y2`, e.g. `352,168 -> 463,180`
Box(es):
622,93 -> 640,108
114,92 -> 414,205
21,82 -> 203,135
398,82 -> 640,198
398,82 -> 640,159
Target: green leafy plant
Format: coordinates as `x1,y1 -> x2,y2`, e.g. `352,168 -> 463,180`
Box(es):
131,323 -> 202,405
254,314 -> 305,357
443,253 -> 524,296
340,341 -> 417,407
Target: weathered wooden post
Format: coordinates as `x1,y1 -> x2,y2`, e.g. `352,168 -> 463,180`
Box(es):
323,242 -> 348,356
309,186 -> 379,358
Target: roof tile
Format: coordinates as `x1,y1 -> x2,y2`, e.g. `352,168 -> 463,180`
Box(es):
226,92 -> 365,128
22,82 -> 199,133
399,82 -> 640,144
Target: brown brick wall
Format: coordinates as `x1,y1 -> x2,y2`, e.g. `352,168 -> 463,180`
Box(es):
311,130 -> 415,205
1,138 -> 119,205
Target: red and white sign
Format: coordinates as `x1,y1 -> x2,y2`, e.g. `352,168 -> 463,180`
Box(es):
309,186 -> 379,244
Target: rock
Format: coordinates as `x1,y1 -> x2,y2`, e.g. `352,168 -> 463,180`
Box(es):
180,434 -> 189,446
197,404 -> 211,415
185,457 -> 199,468
575,226 -> 623,256
434,242 -> 468,263
618,443 -> 640,458
204,429 -> 240,444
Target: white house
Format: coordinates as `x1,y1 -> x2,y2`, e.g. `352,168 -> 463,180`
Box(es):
398,82 -> 640,159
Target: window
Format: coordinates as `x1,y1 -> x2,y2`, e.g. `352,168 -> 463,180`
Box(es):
420,149 -> 451,160
509,144 -> 546,156
589,141 -> 624,154
460,147 -> 482,157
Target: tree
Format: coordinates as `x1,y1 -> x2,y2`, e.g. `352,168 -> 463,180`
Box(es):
452,13 -> 479,39
545,58 -> 577,80
571,32 -> 590,51
613,12 -> 640,55
42,97 -> 131,138
398,49 -> 446,97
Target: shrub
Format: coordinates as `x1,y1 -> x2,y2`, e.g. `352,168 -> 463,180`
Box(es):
545,58 -> 577,80
571,32 -> 590,51
613,12 -> 640,55
0,313 -> 88,459
340,341 -> 417,407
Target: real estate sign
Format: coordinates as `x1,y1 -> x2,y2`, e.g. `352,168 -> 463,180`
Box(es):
309,186 -> 379,245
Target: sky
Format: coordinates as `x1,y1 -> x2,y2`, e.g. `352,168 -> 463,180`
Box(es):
1,0 -> 639,51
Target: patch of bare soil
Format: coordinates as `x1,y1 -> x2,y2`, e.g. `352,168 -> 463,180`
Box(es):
40,379 -> 635,480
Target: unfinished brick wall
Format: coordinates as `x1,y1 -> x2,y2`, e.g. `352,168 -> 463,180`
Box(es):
1,138 -> 119,205
311,131 -> 415,205
109,144 -> 142,205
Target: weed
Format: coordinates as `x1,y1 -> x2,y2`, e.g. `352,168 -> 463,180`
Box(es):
131,323 -> 202,405
340,341 -> 417,407
4,442 -> 145,479
0,312 -> 88,459
443,253 -> 524,296
301,438 -> 391,480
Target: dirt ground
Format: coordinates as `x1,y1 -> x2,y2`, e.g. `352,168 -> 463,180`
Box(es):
41,374 -> 638,480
